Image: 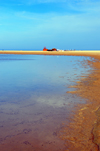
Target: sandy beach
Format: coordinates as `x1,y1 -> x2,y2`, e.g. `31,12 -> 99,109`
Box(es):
0,51 -> 100,150
60,55 -> 100,150
0,50 -> 100,57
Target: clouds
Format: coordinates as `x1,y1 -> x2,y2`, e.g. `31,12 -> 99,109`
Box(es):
1,8 -> 100,37
1,0 -> 100,15
0,0 -> 100,49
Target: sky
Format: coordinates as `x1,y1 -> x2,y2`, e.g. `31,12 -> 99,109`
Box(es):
0,0 -> 100,50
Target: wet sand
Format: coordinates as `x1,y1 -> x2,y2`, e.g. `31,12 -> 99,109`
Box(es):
0,101 -> 70,151
60,55 -> 100,150
0,50 -> 100,57
1,51 -> 100,150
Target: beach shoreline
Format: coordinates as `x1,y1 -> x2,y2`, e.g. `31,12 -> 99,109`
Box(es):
1,50 -> 100,150
0,50 -> 100,57
60,55 -> 100,150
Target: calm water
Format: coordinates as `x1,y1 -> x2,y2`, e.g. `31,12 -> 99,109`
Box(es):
0,54 -> 91,151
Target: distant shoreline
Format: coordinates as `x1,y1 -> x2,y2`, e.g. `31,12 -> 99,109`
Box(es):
0,50 -> 100,56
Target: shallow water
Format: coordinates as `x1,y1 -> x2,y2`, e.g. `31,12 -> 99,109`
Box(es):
0,54 -> 92,151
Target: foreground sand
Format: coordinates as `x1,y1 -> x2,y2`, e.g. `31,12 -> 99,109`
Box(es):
0,50 -> 100,57
60,55 -> 100,150
1,50 -> 100,150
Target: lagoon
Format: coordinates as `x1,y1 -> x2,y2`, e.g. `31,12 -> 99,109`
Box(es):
0,54 -> 92,151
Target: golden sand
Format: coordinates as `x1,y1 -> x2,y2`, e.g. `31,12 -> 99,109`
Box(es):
1,50 -> 100,150
0,50 -> 100,56
60,56 -> 100,150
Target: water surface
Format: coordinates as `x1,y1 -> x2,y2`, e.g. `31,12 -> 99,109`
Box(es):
0,54 -> 91,151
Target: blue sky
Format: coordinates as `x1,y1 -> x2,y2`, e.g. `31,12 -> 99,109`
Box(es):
0,0 -> 100,50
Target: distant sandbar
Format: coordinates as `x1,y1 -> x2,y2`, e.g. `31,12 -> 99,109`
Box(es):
0,50 -> 100,57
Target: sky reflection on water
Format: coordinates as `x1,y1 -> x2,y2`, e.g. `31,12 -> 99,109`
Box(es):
0,54 -> 91,106
0,55 -> 89,103
0,54 -> 92,151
